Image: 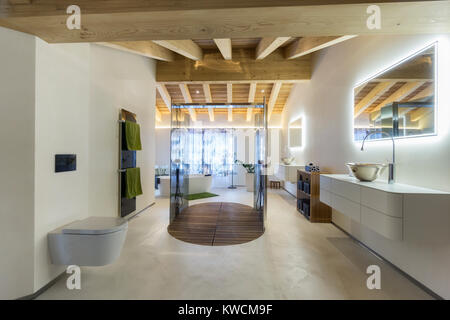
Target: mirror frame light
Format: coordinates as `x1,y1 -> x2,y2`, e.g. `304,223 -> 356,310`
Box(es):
288,117 -> 303,148
352,42 -> 438,142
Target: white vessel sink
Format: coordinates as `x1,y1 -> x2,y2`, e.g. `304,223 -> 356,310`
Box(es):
346,163 -> 387,182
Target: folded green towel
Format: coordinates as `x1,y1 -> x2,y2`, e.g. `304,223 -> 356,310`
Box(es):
125,167 -> 143,199
125,121 -> 142,150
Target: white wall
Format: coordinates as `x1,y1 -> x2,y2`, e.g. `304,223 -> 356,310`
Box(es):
282,34 -> 450,192
281,34 -> 450,297
0,27 -> 36,300
0,27 -> 157,299
155,128 -> 170,167
89,44 -> 156,218
34,40 -> 91,291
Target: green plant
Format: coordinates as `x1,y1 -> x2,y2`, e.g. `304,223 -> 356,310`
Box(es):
235,160 -> 255,174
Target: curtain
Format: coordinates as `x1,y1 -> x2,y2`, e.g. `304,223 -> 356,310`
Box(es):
186,129 -> 235,176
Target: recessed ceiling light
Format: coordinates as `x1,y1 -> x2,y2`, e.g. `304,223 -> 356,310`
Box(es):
196,90 -> 200,94
261,89 -> 265,93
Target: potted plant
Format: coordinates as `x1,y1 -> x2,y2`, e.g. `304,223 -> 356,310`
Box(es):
235,160 -> 255,192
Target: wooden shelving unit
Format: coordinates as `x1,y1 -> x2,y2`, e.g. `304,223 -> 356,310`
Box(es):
296,169 -> 331,223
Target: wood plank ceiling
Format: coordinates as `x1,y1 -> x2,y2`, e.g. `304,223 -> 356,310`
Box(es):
155,37 -> 303,117
3,1 -> 447,122
152,36 -> 353,119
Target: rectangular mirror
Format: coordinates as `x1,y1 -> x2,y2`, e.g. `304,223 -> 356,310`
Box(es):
354,43 -> 436,141
289,118 -> 302,148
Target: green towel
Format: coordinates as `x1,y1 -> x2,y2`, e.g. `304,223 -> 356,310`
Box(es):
125,121 -> 142,150
125,168 -> 143,199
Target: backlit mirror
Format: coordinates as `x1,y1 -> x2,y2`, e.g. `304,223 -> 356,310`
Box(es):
354,43 -> 436,141
289,118 -> 302,148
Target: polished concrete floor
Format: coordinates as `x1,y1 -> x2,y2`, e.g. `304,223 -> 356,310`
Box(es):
38,188 -> 432,299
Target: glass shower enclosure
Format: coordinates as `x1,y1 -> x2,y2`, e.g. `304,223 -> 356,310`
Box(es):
169,103 -> 268,230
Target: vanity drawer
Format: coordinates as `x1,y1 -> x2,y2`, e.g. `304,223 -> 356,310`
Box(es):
320,188 -> 331,206
332,194 -> 361,222
331,179 -> 361,203
320,176 -> 331,191
361,187 -> 403,218
361,205 -> 403,240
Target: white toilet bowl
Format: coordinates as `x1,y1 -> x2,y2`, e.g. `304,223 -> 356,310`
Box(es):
48,217 -> 128,266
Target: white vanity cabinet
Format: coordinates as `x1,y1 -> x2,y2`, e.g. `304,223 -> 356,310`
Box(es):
320,174 -> 448,241
276,164 -> 304,183
320,174 -> 450,298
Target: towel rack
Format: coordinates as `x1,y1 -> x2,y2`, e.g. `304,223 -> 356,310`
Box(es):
118,109 -> 137,218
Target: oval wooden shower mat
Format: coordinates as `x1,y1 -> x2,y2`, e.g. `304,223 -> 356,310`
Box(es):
168,202 -> 264,246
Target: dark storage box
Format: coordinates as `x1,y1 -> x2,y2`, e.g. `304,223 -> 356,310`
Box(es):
303,182 -> 310,194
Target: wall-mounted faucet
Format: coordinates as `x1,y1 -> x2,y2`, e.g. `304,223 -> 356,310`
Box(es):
361,131 -> 395,184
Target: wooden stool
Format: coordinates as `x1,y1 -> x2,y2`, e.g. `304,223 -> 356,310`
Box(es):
269,180 -> 281,189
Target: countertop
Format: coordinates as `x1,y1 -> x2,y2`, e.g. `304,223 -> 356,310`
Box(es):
279,164 -> 305,167
321,174 -> 449,195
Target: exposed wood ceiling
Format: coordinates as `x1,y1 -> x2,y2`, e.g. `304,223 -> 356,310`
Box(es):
156,82 -> 293,117
1,1 -> 448,43
3,0 -> 445,122
152,35 -> 346,118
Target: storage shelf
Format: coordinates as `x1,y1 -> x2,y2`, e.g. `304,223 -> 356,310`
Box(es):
297,169 -> 331,223
297,189 -> 311,198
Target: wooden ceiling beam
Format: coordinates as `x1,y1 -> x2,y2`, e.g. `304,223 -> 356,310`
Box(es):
203,83 -> 214,121
410,84 -> 434,101
156,84 -> 171,110
268,82 -> 282,120
3,1 -> 448,43
285,36 -> 356,59
246,108 -> 253,122
153,40 -> 203,61
179,84 -> 193,103
372,81 -> 424,112
203,84 -> 212,103
256,37 -> 291,60
227,83 -> 232,103
213,39 -> 232,60
354,82 -> 395,118
248,82 -> 257,103
8,0 -> 32,4
208,108 -> 215,122
157,48 -> 310,82
99,41 -> 174,61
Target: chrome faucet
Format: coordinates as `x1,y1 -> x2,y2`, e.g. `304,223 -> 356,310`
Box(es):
361,131 -> 395,184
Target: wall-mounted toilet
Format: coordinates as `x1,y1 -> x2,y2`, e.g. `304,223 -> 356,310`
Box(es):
48,217 -> 128,266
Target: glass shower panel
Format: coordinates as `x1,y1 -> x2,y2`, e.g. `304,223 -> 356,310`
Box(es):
253,103 -> 268,227
169,107 -> 190,224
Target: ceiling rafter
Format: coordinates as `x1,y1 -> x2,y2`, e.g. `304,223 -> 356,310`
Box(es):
3,1 -> 449,43
203,84 -> 215,121
179,83 -> 197,121
99,41 -> 174,61
153,40 -> 203,60
268,82 -> 282,120
285,36 -> 356,59
372,81 -> 424,112
256,37 -> 291,60
214,38 -> 232,60
354,82 -> 395,118
156,84 -> 171,110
